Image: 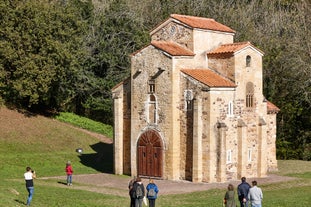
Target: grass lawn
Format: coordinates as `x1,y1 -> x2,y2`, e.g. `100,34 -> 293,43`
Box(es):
0,107 -> 310,206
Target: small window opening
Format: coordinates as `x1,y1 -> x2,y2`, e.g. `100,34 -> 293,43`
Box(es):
149,79 -> 155,93
248,149 -> 252,162
227,150 -> 232,163
149,94 -> 156,124
228,101 -> 234,116
246,55 -> 251,67
184,90 -> 193,111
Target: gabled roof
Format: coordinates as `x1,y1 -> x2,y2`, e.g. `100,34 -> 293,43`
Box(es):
170,14 -> 235,33
207,41 -> 264,57
151,41 -> 195,56
150,14 -> 235,35
181,69 -> 236,87
267,101 -> 280,114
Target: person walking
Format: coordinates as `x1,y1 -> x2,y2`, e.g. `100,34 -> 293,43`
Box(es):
65,161 -> 73,186
24,166 -> 36,206
248,180 -> 263,207
223,183 -> 236,207
133,176 -> 145,207
238,177 -> 251,207
146,179 -> 159,207
128,176 -> 137,207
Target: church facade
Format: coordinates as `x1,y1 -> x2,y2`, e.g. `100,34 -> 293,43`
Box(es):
112,14 -> 279,183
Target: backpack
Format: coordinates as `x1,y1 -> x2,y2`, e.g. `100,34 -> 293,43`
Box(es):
148,187 -> 156,197
136,185 -> 143,198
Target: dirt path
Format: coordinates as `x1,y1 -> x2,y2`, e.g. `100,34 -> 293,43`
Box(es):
41,173 -> 296,197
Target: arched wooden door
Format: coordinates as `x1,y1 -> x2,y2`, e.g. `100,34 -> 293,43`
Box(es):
137,130 -> 163,177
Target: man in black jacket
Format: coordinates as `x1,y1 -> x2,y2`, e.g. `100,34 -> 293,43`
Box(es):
237,177 -> 251,207
128,176 -> 136,207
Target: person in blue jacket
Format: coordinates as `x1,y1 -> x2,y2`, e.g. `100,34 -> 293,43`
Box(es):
146,179 -> 159,207
238,177 -> 251,207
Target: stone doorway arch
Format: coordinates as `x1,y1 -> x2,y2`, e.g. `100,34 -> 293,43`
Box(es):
137,130 -> 163,177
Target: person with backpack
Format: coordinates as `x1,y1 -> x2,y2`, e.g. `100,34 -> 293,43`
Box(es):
129,176 -> 137,207
146,179 -> 159,207
133,176 -> 145,207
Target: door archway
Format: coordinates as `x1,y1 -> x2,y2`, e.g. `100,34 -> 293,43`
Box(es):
137,130 -> 163,177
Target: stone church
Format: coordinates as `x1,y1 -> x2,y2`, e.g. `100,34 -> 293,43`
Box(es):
112,14 -> 279,183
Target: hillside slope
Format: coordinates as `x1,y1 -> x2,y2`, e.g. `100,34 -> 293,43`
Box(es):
0,106 -> 113,178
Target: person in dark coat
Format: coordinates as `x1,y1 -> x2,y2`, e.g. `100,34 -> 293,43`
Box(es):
128,176 -> 136,207
132,176 -> 145,207
238,177 -> 251,207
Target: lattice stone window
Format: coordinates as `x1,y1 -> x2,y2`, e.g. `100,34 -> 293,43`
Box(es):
184,89 -> 193,110
246,82 -> 254,108
148,79 -> 155,94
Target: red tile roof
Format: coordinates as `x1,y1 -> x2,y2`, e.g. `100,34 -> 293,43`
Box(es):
207,42 -> 264,56
151,41 -> 195,56
181,69 -> 236,87
171,14 -> 235,33
267,101 -> 280,113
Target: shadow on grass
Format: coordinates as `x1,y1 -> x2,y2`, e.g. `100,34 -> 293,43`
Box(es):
14,199 -> 25,205
78,142 -> 113,173
58,181 -> 67,185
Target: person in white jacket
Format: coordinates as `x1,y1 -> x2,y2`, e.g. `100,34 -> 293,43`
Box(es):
248,180 -> 263,207
24,166 -> 36,206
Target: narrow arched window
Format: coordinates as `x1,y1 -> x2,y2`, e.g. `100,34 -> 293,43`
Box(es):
184,90 -> 193,111
246,55 -> 251,67
228,101 -> 233,116
246,82 -> 254,107
248,148 -> 252,162
226,150 -> 232,163
149,94 -> 157,124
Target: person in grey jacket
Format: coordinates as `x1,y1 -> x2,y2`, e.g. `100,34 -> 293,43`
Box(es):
248,181 -> 263,207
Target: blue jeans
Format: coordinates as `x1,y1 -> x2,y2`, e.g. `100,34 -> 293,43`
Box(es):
26,187 -> 34,205
67,174 -> 72,184
251,203 -> 261,207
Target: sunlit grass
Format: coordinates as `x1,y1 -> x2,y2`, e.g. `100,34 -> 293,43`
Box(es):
0,107 -> 310,206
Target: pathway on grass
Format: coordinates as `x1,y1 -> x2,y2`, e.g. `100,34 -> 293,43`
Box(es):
39,173 -> 296,197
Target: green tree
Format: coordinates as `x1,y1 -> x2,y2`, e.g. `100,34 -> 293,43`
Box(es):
0,0 -> 91,110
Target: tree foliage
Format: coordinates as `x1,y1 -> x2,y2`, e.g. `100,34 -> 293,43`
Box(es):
0,0 -> 310,159
0,0 -> 91,109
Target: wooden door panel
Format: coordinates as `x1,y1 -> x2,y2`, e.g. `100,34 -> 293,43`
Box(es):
153,147 -> 162,177
138,146 -> 146,175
